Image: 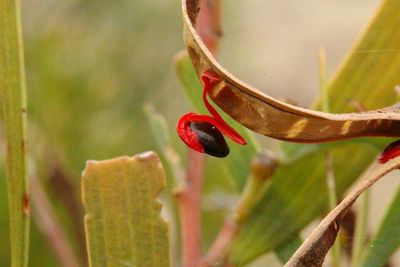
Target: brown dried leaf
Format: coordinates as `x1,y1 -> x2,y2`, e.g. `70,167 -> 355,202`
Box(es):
284,156 -> 400,267
182,0 -> 400,143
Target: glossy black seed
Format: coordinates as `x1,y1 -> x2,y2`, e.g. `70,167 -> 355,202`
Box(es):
190,121 -> 230,157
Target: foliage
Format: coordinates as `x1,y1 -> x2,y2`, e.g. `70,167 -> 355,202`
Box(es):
230,0 -> 400,263
1,0 -> 400,267
82,153 -> 170,267
0,0 -> 30,266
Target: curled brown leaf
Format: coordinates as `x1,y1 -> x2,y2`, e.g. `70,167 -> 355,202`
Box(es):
284,156 -> 400,267
182,0 -> 400,143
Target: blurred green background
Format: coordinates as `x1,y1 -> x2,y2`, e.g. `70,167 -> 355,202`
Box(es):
3,0 -> 398,266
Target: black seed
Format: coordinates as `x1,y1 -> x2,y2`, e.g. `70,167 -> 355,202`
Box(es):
190,121 -> 230,157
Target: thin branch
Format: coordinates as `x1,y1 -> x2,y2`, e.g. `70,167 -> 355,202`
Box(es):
31,175 -> 80,267
197,0 -> 223,54
174,151 -> 205,267
325,153 -> 341,267
351,190 -> 370,267
202,219 -> 237,266
46,157 -> 87,263
319,47 -> 341,267
175,1 -> 222,266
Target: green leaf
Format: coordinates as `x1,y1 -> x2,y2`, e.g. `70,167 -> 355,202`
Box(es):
82,152 -> 171,267
275,236 -> 303,263
143,104 -> 184,185
228,0 -> 400,264
0,0 -> 30,266
360,185 -> 400,267
143,104 -> 174,156
174,51 -> 260,189
143,105 -> 185,263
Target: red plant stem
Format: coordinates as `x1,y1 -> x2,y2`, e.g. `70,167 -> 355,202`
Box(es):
175,151 -> 205,267
197,0 -> 223,54
202,219 -> 237,266
175,1 -> 222,266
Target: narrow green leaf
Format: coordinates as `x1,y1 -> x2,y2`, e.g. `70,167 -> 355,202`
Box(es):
143,104 -> 174,156
0,0 -> 30,266
174,51 -> 260,189
360,185 -> 400,267
82,152 -> 171,267
143,105 -> 184,265
143,104 -> 184,185
229,0 -> 400,264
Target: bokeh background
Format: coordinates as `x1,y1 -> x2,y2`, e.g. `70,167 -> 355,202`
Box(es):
3,0 -> 399,266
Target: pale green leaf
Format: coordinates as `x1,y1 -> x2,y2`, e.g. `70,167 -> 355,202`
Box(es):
0,0 -> 30,266
82,152 -> 171,267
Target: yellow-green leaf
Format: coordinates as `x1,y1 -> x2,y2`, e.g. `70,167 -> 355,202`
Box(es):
82,152 -> 171,267
0,0 -> 30,266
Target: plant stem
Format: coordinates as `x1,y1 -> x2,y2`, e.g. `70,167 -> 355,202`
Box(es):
325,153 -> 341,267
31,175 -> 80,267
174,150 -> 205,267
319,47 -> 342,267
46,159 -> 87,264
197,0 -> 223,55
347,97 -> 369,267
319,46 -> 330,113
351,190 -> 370,267
175,1 -> 222,266
0,0 -> 30,266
